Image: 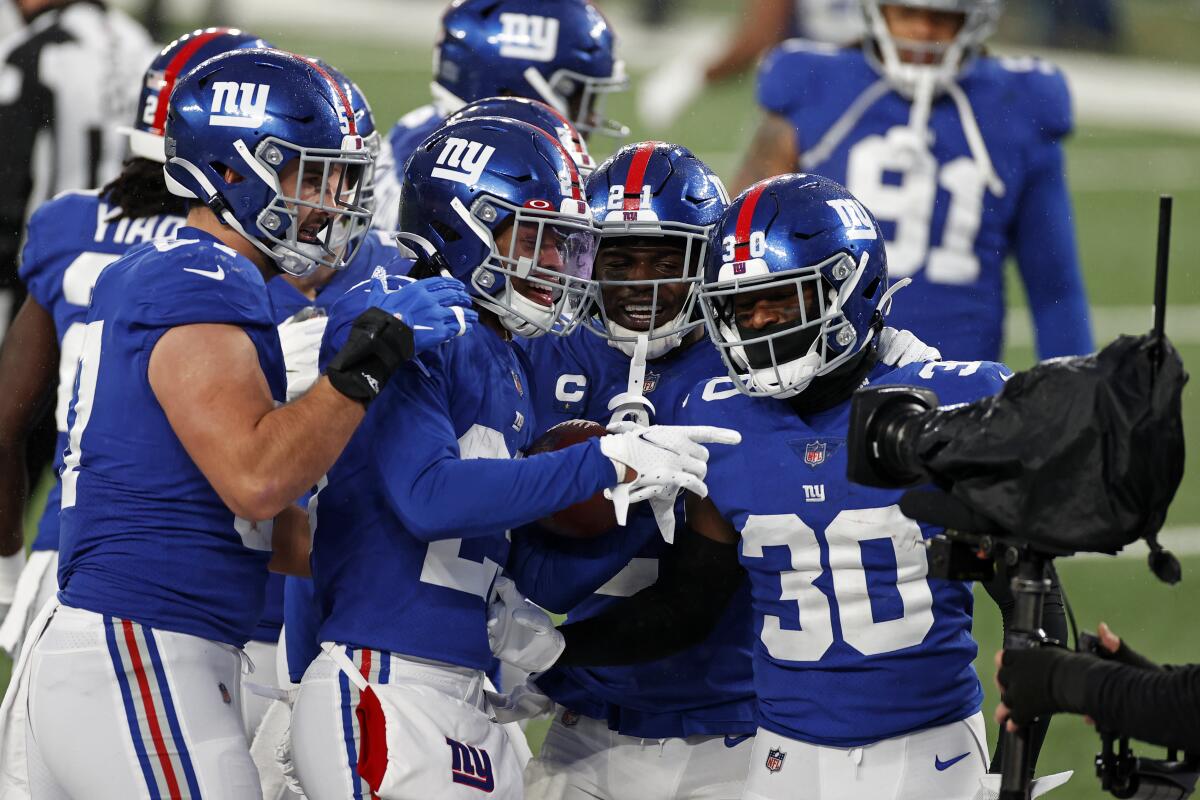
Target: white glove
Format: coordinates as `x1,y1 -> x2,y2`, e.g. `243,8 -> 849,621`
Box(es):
0,548 -> 25,626
972,770 -> 1074,800
599,424 -> 742,503
486,576 -> 563,675
877,326 -> 941,367
276,308 -> 329,402
636,56 -> 707,131
485,680 -> 556,724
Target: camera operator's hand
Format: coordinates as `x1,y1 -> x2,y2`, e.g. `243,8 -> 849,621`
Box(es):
994,646 -> 1096,731
1094,622 -> 1161,672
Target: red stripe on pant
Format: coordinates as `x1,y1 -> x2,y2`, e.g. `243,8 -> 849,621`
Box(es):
121,619 -> 184,800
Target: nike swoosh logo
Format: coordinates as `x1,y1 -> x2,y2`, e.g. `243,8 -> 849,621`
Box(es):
724,734 -> 753,748
183,265 -> 225,281
935,752 -> 971,771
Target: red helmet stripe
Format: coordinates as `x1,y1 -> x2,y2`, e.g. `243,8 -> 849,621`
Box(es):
152,28 -> 231,134
304,59 -> 358,137
621,141 -> 658,211
733,181 -> 769,262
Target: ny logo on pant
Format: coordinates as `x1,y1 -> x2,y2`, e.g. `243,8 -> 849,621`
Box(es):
446,737 -> 495,792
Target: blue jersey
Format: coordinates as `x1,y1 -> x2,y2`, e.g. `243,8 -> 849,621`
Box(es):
511,331 -> 756,738
757,43 -> 1092,362
17,190 -> 184,551
57,228 -> 287,647
386,104 -> 445,183
309,277 -> 616,671
677,358 -> 1011,746
261,232 -> 408,649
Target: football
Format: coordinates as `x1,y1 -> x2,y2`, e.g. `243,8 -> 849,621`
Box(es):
527,419 -> 618,538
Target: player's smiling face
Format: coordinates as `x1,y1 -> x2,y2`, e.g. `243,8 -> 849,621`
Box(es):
732,282 -> 817,332
495,219 -> 571,308
880,5 -> 966,64
595,237 -> 690,332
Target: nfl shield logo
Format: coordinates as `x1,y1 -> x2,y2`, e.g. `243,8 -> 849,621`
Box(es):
511,369 -> 524,397
804,441 -> 826,468
643,372 -> 659,394
765,748 -> 786,773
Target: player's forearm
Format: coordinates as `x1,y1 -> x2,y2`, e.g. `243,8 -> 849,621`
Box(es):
0,446 -> 28,556
508,521 -> 646,614
732,112 -> 798,193
391,440 -> 617,542
232,378 -> 364,520
705,0 -> 789,82
268,503 -> 312,577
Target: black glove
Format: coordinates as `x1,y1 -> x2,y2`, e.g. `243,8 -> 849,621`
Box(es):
998,645 -> 1099,725
326,307 -> 415,405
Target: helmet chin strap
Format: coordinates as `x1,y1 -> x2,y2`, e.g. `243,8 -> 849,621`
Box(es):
605,318 -> 685,360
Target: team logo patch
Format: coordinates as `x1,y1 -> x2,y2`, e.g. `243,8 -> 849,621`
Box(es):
561,709 -> 580,727
209,81 -> 271,129
643,372 -> 659,394
431,137 -> 495,186
446,738 -> 495,792
766,747 -> 786,773
789,438 -> 844,468
218,682 -> 232,704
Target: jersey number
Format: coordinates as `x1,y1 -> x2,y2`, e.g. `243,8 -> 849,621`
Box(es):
846,133 -> 986,284
740,506 -> 934,661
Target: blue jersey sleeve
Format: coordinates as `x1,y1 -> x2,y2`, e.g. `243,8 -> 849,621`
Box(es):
371,359 -> 618,543
757,42 -> 809,117
123,239 -> 275,332
1006,65 -> 1092,359
17,195 -> 70,313
881,360 -> 1012,407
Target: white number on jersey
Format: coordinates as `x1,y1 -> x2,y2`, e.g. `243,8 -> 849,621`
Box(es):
846,130 -> 987,284
740,505 -> 934,662
417,424 -> 509,600
60,320 -> 104,509
58,252 -> 121,430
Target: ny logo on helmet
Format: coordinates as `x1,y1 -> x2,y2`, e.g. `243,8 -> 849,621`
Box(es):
497,13 -> 560,62
431,137 -> 496,186
209,81 -> 271,129
826,199 -> 877,241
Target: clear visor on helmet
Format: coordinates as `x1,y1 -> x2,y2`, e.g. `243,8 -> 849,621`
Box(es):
546,63 -> 630,138
699,251 -> 866,397
586,218 -> 710,354
252,136 -> 372,278
466,196 -> 599,337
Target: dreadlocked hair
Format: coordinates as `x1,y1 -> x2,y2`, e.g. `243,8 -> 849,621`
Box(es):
101,157 -> 188,221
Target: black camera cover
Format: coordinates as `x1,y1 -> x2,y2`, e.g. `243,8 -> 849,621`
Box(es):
908,334 -> 1187,556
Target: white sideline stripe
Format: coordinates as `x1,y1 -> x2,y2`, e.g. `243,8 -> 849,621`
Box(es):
1004,305 -> 1200,349
1073,527 -> 1200,561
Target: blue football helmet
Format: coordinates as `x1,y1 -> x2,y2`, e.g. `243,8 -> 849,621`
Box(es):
120,27 -> 272,163
584,141 -> 729,359
699,174 -> 898,398
163,49 -> 372,277
433,0 -> 627,137
307,58 -> 381,219
398,116 -> 599,338
444,96 -> 596,177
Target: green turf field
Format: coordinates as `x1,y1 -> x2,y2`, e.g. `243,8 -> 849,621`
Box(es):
1,27 -> 1196,799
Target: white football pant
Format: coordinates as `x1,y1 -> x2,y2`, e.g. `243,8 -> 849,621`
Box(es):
20,603 -> 261,798
0,549 -> 58,658
290,646 -> 524,800
742,712 -> 990,800
525,706 -> 753,800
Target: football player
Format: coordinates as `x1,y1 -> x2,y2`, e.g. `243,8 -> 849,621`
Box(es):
734,0 -> 1093,363
554,175 -> 1060,800
374,0 -> 625,231
1,49 -> 473,798
287,117 -> 737,800
0,27 -> 269,657
512,143 -> 944,800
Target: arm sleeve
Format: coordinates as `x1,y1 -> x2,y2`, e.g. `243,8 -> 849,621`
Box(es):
372,366 -> 617,543
556,524 -> 744,666
1057,661 -> 1200,753
1011,72 -> 1093,360
506,519 -> 650,614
